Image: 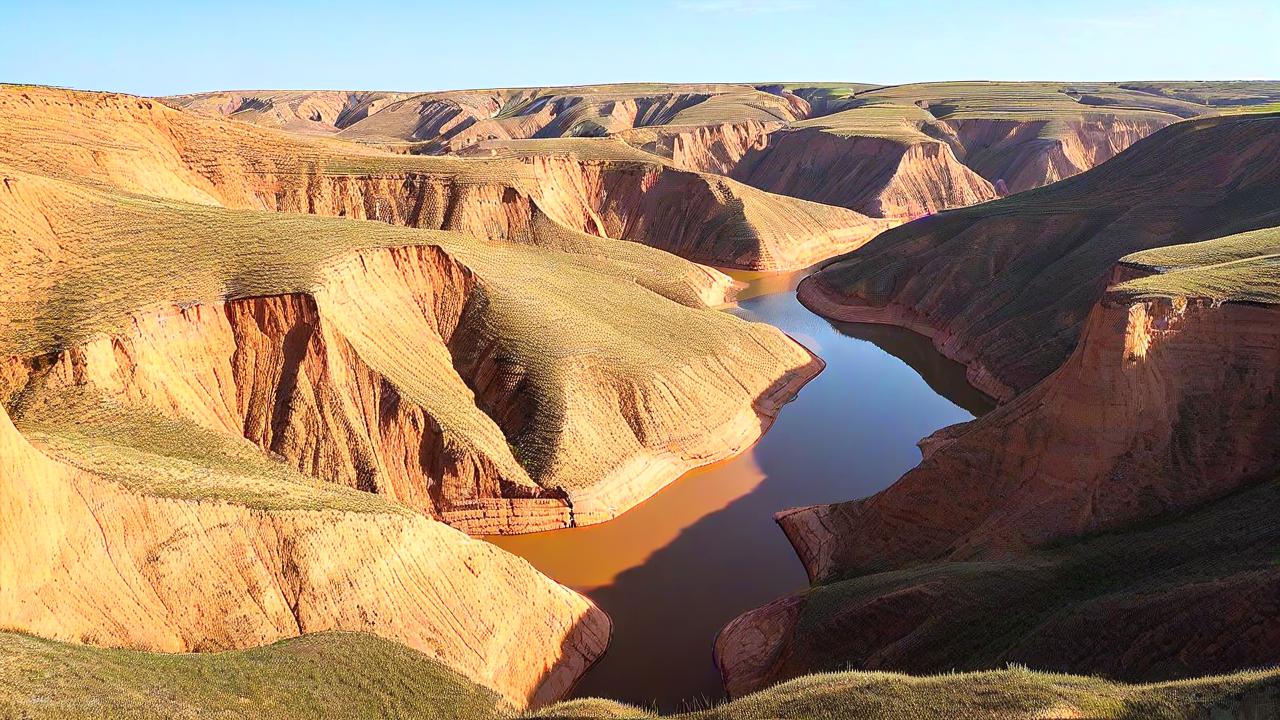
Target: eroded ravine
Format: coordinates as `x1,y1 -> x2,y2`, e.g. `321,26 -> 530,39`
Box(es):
488,269 -> 992,710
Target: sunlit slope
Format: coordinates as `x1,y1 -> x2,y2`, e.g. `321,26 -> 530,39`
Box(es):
2,628 -> 1276,720
736,114 -> 1280,700
0,165 -> 818,531
0,632 -> 510,720
169,83 -> 809,151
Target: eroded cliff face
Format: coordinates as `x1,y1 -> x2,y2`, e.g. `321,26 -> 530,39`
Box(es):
731,129 -> 997,219
0,399 -> 608,708
799,113 -> 1280,395
778,291 -> 1280,582
615,120 -> 782,175
515,153 -> 891,270
723,115 -> 1168,219
716,277 -> 1280,696
933,116 -> 1172,193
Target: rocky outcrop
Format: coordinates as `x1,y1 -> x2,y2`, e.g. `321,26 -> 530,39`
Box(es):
164,90 -> 416,135
0,398 -> 609,708
2,230 -> 821,534
512,152 -> 892,270
717,112 -> 1280,698
615,119 -> 782,175
934,115 -> 1172,193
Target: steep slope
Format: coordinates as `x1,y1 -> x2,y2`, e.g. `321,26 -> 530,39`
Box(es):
166,82 -> 1280,229
0,85 -> 845,709
2,84 -> 873,270
730,83 -> 1175,219
164,89 -> 416,135
720,116 -> 1280,696
459,138 -> 892,269
171,84 -> 808,153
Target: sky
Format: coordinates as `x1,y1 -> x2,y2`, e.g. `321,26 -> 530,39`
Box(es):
3,0 -> 1278,96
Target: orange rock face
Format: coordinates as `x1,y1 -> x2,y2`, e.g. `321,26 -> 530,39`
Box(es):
779,292 -> 1280,581
731,129 -> 998,219
0,84 -> 831,709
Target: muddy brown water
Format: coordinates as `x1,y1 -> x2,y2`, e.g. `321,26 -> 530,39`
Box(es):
488,269 -> 993,712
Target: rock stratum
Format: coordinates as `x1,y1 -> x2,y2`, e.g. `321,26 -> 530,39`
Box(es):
7,78 -> 1280,719
720,111 -> 1280,696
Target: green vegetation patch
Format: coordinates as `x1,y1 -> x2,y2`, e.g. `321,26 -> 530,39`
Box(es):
0,631 -> 509,720
1115,226 -> 1280,304
12,388 -> 409,514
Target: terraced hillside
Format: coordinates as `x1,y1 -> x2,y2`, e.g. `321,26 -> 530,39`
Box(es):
719,113 -> 1280,696
171,81 -> 1280,220
3,629 -> 1277,720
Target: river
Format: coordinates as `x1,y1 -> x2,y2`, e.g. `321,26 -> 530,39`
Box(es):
488,268 -> 992,712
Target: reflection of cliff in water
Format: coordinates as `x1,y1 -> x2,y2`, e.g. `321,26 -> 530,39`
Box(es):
832,321 -> 997,417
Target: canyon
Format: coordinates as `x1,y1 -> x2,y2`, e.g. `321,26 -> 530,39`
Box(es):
4,78 -> 1280,720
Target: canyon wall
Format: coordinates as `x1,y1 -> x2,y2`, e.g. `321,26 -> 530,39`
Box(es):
3,85 -> 880,270
798,112 -> 1280,394
780,290 -> 1280,581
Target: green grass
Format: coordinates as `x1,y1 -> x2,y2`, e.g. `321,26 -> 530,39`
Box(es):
3,629 -> 1273,720
10,388 -> 409,514
809,111 -> 1280,391
0,631 -> 510,720
1115,226 -> 1280,303
752,476 -> 1280,703
2,148 -> 800,504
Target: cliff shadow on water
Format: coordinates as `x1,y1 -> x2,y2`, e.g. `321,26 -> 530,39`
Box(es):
495,269 -> 995,712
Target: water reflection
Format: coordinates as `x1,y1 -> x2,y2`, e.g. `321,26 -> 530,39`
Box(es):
488,269 -> 991,711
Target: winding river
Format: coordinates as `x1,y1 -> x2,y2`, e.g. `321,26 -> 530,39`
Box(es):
488,269 -> 993,711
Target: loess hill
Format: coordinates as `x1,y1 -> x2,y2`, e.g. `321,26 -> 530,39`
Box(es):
717,110 -> 1280,698
0,83 -> 837,709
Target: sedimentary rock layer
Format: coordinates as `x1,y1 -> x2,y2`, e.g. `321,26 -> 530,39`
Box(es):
717,114 -> 1280,698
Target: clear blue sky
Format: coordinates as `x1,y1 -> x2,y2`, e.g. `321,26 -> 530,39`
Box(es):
4,0 -> 1278,96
